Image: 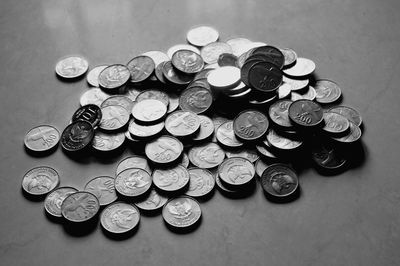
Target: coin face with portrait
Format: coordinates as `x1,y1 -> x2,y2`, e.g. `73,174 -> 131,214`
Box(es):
101,202 -> 140,234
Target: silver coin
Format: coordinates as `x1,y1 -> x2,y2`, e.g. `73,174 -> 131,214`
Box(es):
55,56 -> 88,78
87,65 -> 108,87
24,125 -> 60,152
92,131 -> 125,151
22,166 -> 59,196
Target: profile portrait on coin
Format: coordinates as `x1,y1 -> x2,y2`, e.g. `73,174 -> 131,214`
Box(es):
110,208 -> 138,229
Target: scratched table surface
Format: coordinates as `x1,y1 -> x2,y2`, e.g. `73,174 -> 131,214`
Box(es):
1,0 -> 400,265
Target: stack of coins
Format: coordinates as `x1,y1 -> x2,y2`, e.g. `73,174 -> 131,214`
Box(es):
22,25 -> 365,235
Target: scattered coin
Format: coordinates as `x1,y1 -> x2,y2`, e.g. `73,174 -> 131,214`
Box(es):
201,42 -> 233,64
188,142 -> 225,168
328,106 -> 362,127
61,191 -> 100,222
101,95 -> 134,112
207,66 -> 241,89
187,26 -> 219,47
136,89 -> 169,107
226,37 -> 253,56
255,159 -> 270,177
99,105 -> 130,131
127,55 -> 155,83
250,45 -> 285,69
134,189 -> 168,211
179,86 -> 213,114
115,168 -> 152,197
55,56 -> 88,79
129,120 -> 164,139
87,65 -> 108,87
248,61 -> 283,92
84,176 -> 118,206
145,135 -> 183,164
282,76 -> 309,91
311,140 -> 346,170
60,120 -> 94,152
116,156 -> 152,175
291,86 -> 316,101
162,196 -> 201,228
322,112 -> 350,136
72,104 -> 102,127
192,115 -> 214,141
266,129 -> 303,151
172,49 -> 204,74
131,99 -> 167,124
218,53 -> 238,67
98,64 -> 130,90
218,157 -> 255,187
24,125 -> 60,152
216,121 -> 243,148
278,83 -> 292,99
100,202 -> 140,234
233,110 -> 269,141
165,110 -> 200,137
142,50 -> 169,67
44,187 -> 78,217
162,61 -> 194,86
268,100 -> 294,129
280,48 -> 297,68
80,88 -> 110,107
260,164 -> 299,198
288,100 -> 323,129
314,79 -> 342,104
331,121 -> 362,144
283,57 -> 315,77
186,168 -> 215,197
167,44 -> 201,59
153,165 -> 190,193
92,131 -> 125,151
22,166 -> 59,196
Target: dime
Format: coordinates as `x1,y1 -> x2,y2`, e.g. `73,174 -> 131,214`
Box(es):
314,79 -> 342,104
44,187 -> 78,217
282,76 -> 309,91
167,44 -> 201,59
165,111 -> 200,137
55,56 -> 88,79
216,121 -> 243,148
61,120 -> 94,152
255,159 -> 270,177
98,64 -> 130,90
24,125 -> 60,152
288,100 -> 324,128
72,104 -> 102,128
186,168 -> 215,197
126,55 -> 155,83
322,112 -> 350,136
225,149 -> 259,163
162,61 -> 194,86
116,156 -> 152,175
278,83 -> 292,99
153,165 -> 189,192
84,176 -> 118,206
115,168 -> 152,197
61,191 -> 100,222
268,100 -> 293,129
135,189 -> 168,211
142,50 -> 169,67
92,131 -> 125,151
188,143 -> 225,169
248,61 -> 283,92
131,99 -> 167,124
207,66 -> 241,89
250,45 -> 285,69
179,86 -> 213,114
129,120 -> 164,139
218,53 -> 238,67
145,135 -> 183,164
172,49 -> 204,74
226,37 -> 253,56
80,88 -> 110,107
101,95 -> 134,112
233,110 -> 269,141
100,202 -> 140,234
260,164 -> 298,197
137,89 -> 169,107
99,105 -> 130,131
266,129 -> 302,151
187,26 -> 219,47
162,196 -> 201,228
87,65 -> 108,87
279,48 -> 297,67
311,141 -> 346,170
201,42 -> 233,64
332,121 -> 362,143
22,166 -> 59,196
192,115 -> 214,141
218,157 -> 255,187
328,106 -> 362,127
283,57 -> 315,77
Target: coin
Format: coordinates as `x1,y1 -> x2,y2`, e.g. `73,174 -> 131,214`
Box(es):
162,61 -> 194,86
268,100 -> 293,129
165,110 -> 200,137
101,95 -> 134,112
216,121 -> 243,148
99,105 -> 130,131
225,148 -> 259,163
100,202 -> 140,234
255,144 -> 277,160
278,83 -> 292,99
218,53 -> 238,67
126,55 -> 155,83
186,168 -> 215,197
328,106 -> 362,127
80,88 -> 110,107
331,121 -> 362,143
233,110 -> 269,141
288,100 -> 324,128
98,64 -> 130,90
192,115 -> 214,141
61,191 -> 100,222
194,68 -> 214,80
179,86 -> 213,114
291,86 -> 316,101
240,59 -> 263,86
207,66 -> 241,89
72,104 -> 102,128
145,135 -> 183,164
22,166 -> 59,196
136,89 -> 169,107
322,112 -> 350,136
44,187 -> 78,217
250,45 -> 285,69
188,78 -> 211,91
131,99 -> 167,124
279,48 -> 297,67
61,120 -> 94,152
24,125 -> 60,152
248,61 -> 283,92
134,189 -> 168,211
226,37 -> 252,56
188,143 -> 225,169
142,50 -> 169,67
266,129 -> 302,151
218,157 -> 255,187
314,79 -> 342,104
215,174 -> 238,194
92,131 -> 125,151
311,141 -> 346,170
283,57 -> 315,77
55,56 -> 88,79
282,76 -> 309,91
116,156 -> 152,175
87,65 -> 108,87
84,176 -> 118,206
115,168 -> 152,197
167,44 -> 201,59
124,84 -> 141,101
129,120 -> 164,139
201,42 -> 233,64
260,164 -> 298,197
255,159 -> 270,177
186,26 -> 219,47
223,82 -> 248,96
171,49 -> 204,74
153,165 -> 189,193
162,196 -> 201,228
155,61 -> 168,84
167,92 -> 180,113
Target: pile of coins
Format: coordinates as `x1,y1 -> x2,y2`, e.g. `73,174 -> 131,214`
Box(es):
22,26 -> 364,235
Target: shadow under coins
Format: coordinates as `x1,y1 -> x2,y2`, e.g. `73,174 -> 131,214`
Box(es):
61,217 -> 99,237
101,223 -> 140,241
164,215 -> 202,234
217,178 -> 258,200
263,186 -> 302,204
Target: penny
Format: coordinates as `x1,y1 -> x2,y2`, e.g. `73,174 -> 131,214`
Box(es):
207,66 -> 241,89
126,55 -> 155,83
225,148 -> 259,163
162,196 -> 201,228
172,49 -> 204,74
186,168 -> 215,197
92,131 -> 125,151
233,110 -> 269,141
311,141 -> 346,170
84,176 -> 118,206
165,111 -> 200,137
131,99 -> 167,124
100,202 -> 140,234
250,45 -> 285,69
201,42 -> 233,64
61,120 -> 94,152
280,48 -> 297,67
282,76 -> 309,91
162,61 -> 194,86
278,83 -> 292,99
116,156 -> 152,175
226,37 -> 253,56
61,191 -> 100,222
98,64 -> 130,90
80,88 -> 110,107
328,106 -> 362,127
218,53 -> 238,67
188,143 -> 225,169
136,89 -> 169,107
87,65 -> 108,87
192,115 -> 214,141
283,57 -> 315,77
44,187 -> 78,217
115,168 -> 152,197
216,121 -> 243,148
55,56 -> 88,78
72,104 -> 102,127
332,121 -> 362,143
153,165 -> 190,193
142,50 -> 169,67
179,86 -> 213,114
248,61 -> 283,92
255,159 -> 270,177
101,95 -> 134,112
129,120 -> 164,139
260,164 -> 299,197
134,189 -> 168,211
288,100 -> 324,128
22,166 -> 59,196
268,100 -> 293,129
266,129 -> 302,151
291,86 -> 316,101
218,157 -> 255,187
315,79 -> 342,104
322,112 -> 350,136
99,105 -> 130,131
24,125 -> 60,152
187,26 -> 219,47
167,44 -> 201,59
145,135 -> 183,164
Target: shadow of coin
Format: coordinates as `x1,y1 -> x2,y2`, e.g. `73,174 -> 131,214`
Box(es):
24,144 -> 59,157
44,209 -> 64,224
61,148 -> 93,164
342,140 -> 368,170
137,208 -> 163,217
263,186 -> 301,203
192,188 -> 216,203
312,162 -> 348,176
21,188 -> 46,202
101,223 -> 139,241
218,178 -> 257,200
62,218 -> 98,237
55,73 -> 86,83
163,215 -> 202,234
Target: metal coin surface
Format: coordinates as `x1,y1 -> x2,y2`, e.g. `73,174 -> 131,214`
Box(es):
279,48 -> 297,67
80,88 -> 110,107
192,115 -> 214,141
167,92 -> 180,113
92,131 -> 125,151
283,57 -> 315,77
24,125 -> 60,152
126,55 -> 155,83
261,164 -> 298,197
201,42 -> 233,64
180,153 -> 190,168
155,61 -> 168,84
131,99 -> 167,123
278,83 -> 292,99
255,159 -> 270,177
194,68 -> 214,80
291,86 -> 316,101
224,82 -> 248,95
167,44 -> 201,59
332,121 -> 362,143
311,141 -> 346,170
116,156 -> 152,175
215,174 -> 238,194
84,176 -> 117,206
145,135 -> 183,164
225,149 -> 259,163
315,79 -> 342,104
44,187 -> 78,217
218,157 -> 255,187
288,100 -> 323,128
61,191 -> 100,222
207,66 -> 241,89
124,84 -> 141,101
256,144 -> 277,160
153,165 -> 189,192
186,168 -> 215,197
188,143 -> 225,168
142,50 -> 169,67
61,120 -> 94,152
165,110 -> 200,137
187,26 -> 219,47
101,95 -> 134,112
179,86 -> 213,114
233,110 -> 269,141
322,112 -> 350,135
162,196 -> 201,228
240,59 -> 263,86
72,104 -> 102,128
266,129 -> 302,150
251,45 -> 285,69
115,168 -> 152,197
22,166 -> 59,196
100,202 -> 140,234
129,120 -> 164,139
55,56 -> 88,78
218,53 -> 238,67
248,61 -> 283,92
328,106 -> 362,127
99,105 -> 130,131
172,49 -> 204,74
282,76 -> 309,91
136,89 -> 169,107
87,65 -> 108,87
134,189 -> 168,211
162,61 -> 193,86
268,100 -> 293,129
98,64 -> 130,90
226,37 -> 253,56
216,121 -> 243,147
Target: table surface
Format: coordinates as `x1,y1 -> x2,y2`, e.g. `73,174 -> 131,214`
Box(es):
1,0 -> 400,265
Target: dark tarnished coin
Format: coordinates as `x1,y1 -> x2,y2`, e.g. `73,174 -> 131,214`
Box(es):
131,99 -> 167,124
115,168 -> 152,197
186,168 -> 215,197
322,112 -> 350,136
153,165 -> 190,193
255,159 -> 270,177
24,125 -> 60,152
22,166 -> 59,196
44,187 -> 78,217
72,104 -> 102,127
188,143 -> 225,169
268,100 -> 293,129
233,110 -> 269,141
162,61 -> 193,86
314,79 -> 342,104
266,129 -> 302,151
55,56 -> 88,79
251,45 -> 285,69
162,196 -> 201,228
279,48 -> 297,68
84,176 -> 117,206
100,202 -> 140,234
98,64 -> 130,90
145,135 -> 183,164
261,164 -> 299,197
99,105 -> 130,131
311,141 -> 346,170
328,106 -> 362,127
87,65 -> 108,87
288,100 -> 323,128
240,59 -> 263,86
186,26 -> 219,47
101,95 -> 134,112
129,120 -> 164,139
136,89 -> 169,107
225,149 -> 259,163
192,115 -> 214,141
80,88 -> 110,107
135,189 -> 168,211
61,120 -> 94,152
248,61 -> 283,92
332,121 -> 362,144
165,110 -> 200,137
92,131 -> 125,151
201,42 -> 233,64
127,55 -> 155,83
218,53 -> 238,67
116,156 -> 152,175
218,157 -> 255,187
179,86 -> 213,114
61,191 -> 100,222
172,49 -> 204,74
216,121 -> 243,148
283,57 -> 315,77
